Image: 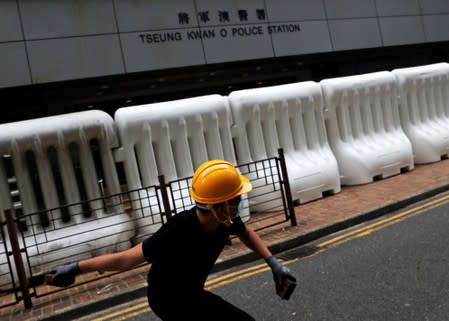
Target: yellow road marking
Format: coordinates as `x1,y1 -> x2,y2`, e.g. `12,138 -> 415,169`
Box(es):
93,192 -> 449,321
91,303 -> 148,321
317,193 -> 449,249
107,308 -> 150,321
206,259 -> 298,291
206,262 -> 268,287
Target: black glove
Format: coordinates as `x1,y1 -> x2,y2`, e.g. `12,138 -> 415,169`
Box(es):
49,262 -> 81,287
266,256 -> 297,300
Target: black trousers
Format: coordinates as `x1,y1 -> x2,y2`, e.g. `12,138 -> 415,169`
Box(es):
148,289 -> 255,321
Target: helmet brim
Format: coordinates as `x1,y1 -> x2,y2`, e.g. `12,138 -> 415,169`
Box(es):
239,175 -> 253,195
190,174 -> 253,204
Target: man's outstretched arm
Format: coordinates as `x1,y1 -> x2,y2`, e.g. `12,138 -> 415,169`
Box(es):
50,243 -> 146,287
238,227 -> 272,259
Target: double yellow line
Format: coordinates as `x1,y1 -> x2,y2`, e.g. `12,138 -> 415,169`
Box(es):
205,260 -> 293,291
317,192 -> 449,250
91,192 -> 449,321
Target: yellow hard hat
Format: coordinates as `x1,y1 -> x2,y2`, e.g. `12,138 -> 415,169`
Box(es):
189,160 -> 252,204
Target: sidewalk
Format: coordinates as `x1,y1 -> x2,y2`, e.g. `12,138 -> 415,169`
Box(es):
3,158 -> 449,321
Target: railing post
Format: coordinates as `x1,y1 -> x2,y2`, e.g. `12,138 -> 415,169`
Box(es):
277,148 -> 297,226
158,175 -> 173,221
5,209 -> 33,309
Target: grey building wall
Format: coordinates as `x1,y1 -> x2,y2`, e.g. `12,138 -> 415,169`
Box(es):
1,0 -> 449,88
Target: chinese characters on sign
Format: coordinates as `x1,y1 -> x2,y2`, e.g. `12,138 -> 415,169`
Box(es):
178,9 -> 266,25
138,7 -> 300,44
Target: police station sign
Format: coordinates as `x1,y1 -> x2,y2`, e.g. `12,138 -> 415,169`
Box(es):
138,8 -> 300,44
138,23 -> 301,44
6,0 -> 441,86
120,2 -> 321,72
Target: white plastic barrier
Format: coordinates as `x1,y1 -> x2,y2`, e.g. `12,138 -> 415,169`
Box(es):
392,63 -> 449,164
114,95 -> 250,238
228,82 -> 341,205
114,95 -> 236,188
0,111 -> 135,288
321,71 -> 414,185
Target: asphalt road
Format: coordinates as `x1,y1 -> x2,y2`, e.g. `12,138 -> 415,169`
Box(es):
85,196 -> 449,321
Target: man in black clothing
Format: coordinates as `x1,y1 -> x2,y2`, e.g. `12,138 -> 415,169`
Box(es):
50,160 -> 296,320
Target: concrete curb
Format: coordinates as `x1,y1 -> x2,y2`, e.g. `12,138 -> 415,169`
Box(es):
40,182 -> 449,321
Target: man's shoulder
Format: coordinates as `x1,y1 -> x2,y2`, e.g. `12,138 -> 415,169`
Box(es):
165,206 -> 197,226
142,207 -> 197,249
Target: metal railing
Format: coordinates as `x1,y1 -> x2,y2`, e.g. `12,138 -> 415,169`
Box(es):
166,150 -> 296,230
0,149 -> 296,310
0,218 -> 22,308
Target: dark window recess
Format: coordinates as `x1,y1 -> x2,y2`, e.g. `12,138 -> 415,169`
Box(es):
25,151 -> 50,228
90,138 -> 109,211
90,139 -> 106,193
68,143 -> 91,217
47,147 -> 71,222
115,161 -> 127,188
134,145 -> 144,186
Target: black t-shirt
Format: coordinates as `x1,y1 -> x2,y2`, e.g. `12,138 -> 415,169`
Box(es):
142,206 -> 246,303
